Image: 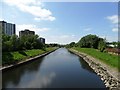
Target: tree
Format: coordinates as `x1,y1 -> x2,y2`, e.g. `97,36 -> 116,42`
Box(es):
2,34 -> 46,52
98,38 -> 106,52
118,42 -> 120,49
78,34 -> 99,49
32,40 -> 44,49
69,42 -> 76,48
10,35 -> 19,51
2,34 -> 11,52
112,42 -> 117,48
3,41 -> 12,51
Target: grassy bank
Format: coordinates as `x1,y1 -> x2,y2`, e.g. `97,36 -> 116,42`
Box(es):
2,47 -> 57,66
72,47 -> 119,70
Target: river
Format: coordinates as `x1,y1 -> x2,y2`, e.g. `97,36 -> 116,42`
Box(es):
2,48 -> 107,88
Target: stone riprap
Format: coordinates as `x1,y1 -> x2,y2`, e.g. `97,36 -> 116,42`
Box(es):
68,49 -> 120,90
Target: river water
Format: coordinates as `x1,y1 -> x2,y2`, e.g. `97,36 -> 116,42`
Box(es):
2,48 -> 106,88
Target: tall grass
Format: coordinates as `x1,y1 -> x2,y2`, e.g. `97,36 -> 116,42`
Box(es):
73,47 -> 119,70
2,47 -> 56,66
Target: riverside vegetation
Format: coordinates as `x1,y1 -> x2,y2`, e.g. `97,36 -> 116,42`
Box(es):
2,34 -> 119,70
66,34 -> 120,89
66,34 -> 119,70
72,47 -> 119,70
2,34 -> 58,66
2,48 -> 56,66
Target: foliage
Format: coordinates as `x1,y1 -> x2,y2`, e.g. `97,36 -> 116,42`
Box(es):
98,38 -> 106,52
2,34 -> 45,52
69,42 -> 76,47
112,42 -> 118,48
106,41 -> 119,48
2,47 -> 56,65
78,34 -> 99,49
46,43 -> 60,47
66,42 -> 76,48
65,34 -> 106,49
118,42 -> 120,49
10,35 -> 19,51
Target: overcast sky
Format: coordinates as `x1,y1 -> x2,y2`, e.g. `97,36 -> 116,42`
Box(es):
0,0 -> 118,44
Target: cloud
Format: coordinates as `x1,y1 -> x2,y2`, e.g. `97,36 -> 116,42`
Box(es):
107,15 -> 118,32
46,34 -> 78,44
60,35 -> 76,39
71,35 -> 75,37
60,35 -> 69,38
16,24 -> 50,36
18,72 -> 56,88
84,28 -> 92,31
107,15 -> 118,24
112,28 -> 118,32
34,16 -> 55,21
100,35 -> 118,42
3,0 -> 55,21
2,0 -> 42,6
29,72 -> 56,88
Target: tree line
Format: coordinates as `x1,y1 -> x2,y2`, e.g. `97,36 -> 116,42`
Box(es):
46,43 -> 61,47
66,34 -> 120,52
2,34 -> 45,52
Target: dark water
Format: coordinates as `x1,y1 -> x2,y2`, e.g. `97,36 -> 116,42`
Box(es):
2,48 -> 106,88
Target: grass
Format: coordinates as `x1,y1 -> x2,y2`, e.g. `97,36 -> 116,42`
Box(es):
2,47 -> 57,66
72,47 -> 119,70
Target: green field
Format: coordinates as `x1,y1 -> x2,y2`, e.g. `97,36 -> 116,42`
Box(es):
72,47 -> 119,70
2,47 -> 57,66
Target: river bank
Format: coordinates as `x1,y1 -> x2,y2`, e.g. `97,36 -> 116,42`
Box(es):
1,47 -> 58,71
68,48 -> 120,90
2,48 -> 107,88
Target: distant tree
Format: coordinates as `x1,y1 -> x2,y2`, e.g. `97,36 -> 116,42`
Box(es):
117,42 -> 120,49
2,34 -> 10,42
112,42 -> 117,48
19,35 -> 27,50
69,42 -> 75,47
78,34 -> 99,49
48,43 -> 60,47
24,41 -> 31,49
2,34 -> 46,52
3,41 -> 12,51
19,34 -> 41,50
10,35 -> 19,51
2,34 -> 11,51
98,38 -> 106,52
45,44 -> 50,47
74,43 -> 79,47
65,42 -> 76,48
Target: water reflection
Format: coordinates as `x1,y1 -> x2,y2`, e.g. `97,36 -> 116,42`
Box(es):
69,51 -> 95,73
2,48 -> 106,88
78,57 -> 95,73
2,57 -> 44,87
24,72 -> 56,88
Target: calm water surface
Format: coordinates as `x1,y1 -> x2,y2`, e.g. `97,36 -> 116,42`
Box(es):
3,48 -> 106,88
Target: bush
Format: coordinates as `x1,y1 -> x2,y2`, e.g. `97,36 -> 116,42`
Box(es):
78,34 -> 99,49
98,38 -> 106,52
2,34 -> 45,52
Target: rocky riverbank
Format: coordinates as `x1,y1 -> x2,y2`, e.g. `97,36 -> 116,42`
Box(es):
68,49 -> 120,90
